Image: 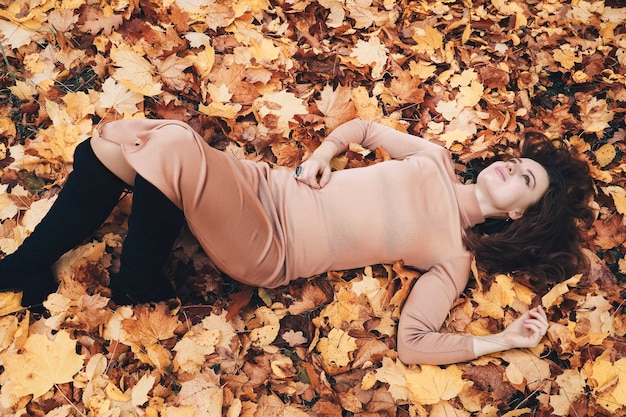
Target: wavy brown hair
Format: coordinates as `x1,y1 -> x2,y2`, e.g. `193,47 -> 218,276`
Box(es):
464,132 -> 596,290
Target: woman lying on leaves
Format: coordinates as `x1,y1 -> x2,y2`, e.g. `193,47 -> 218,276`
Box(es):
0,118 -> 594,365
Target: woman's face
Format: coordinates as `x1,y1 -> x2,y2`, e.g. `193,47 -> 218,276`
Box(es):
476,157 -> 550,220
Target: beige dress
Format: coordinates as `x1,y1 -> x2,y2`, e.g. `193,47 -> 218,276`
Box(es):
96,118 -> 484,365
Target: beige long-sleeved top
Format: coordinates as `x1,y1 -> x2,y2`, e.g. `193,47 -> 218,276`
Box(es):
97,118 -> 484,364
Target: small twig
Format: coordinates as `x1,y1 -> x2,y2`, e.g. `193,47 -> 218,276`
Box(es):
54,383 -> 88,417
0,41 -> 17,80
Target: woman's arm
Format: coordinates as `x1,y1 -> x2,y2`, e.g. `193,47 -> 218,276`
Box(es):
398,264 -> 550,365
296,118 -> 444,189
323,118 -> 443,158
397,263 -> 477,365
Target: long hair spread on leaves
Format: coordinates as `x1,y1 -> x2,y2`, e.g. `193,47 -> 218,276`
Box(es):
464,132 -> 596,291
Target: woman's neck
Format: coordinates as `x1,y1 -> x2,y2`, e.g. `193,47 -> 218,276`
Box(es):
473,186 -> 509,220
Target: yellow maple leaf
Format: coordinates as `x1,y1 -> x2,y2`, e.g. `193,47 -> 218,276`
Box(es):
472,274 -> 519,319
553,46 -> 582,70
316,328 -> 357,371
23,53 -> 59,91
579,294 -> 614,337
122,303 -> 179,346
349,35 -> 389,79
589,355 -> 626,413
430,402 -> 471,417
438,130 -> 472,149
316,84 -> 357,132
313,287 -> 371,331
0,0 -> 52,27
350,268 -> 386,316
0,117 -> 16,141
249,37 -> 281,63
579,97 -> 615,135
53,240 -> 106,300
405,364 -> 465,405
412,26 -> 443,56
459,80 -> 484,107
33,100 -> 92,162
351,86 -> 383,120
436,99 -> 463,122
253,90 -> 307,137
76,294 -> 114,332
449,69 -> 477,88
97,77 -> 144,116
154,55 -> 194,91
119,303 -> 179,370
409,59 -> 437,80
21,195 -> 56,235
174,370 -> 223,416
174,328 -> 220,373
375,357 -> 411,401
319,0 -> 345,28
281,329 -> 307,347
0,331 -> 85,408
62,91 -> 97,120
110,45 -> 163,96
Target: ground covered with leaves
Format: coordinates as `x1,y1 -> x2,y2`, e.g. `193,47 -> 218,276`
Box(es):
0,0 -> 625,416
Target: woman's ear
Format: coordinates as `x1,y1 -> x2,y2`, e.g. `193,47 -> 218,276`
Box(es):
508,209 -> 524,220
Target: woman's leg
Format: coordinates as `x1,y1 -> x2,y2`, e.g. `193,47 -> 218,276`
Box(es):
0,139 -> 129,308
110,174 -> 184,305
92,130 -> 185,304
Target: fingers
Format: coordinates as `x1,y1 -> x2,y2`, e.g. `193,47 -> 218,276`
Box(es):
318,166 -> 332,188
529,306 -> 548,326
295,160 -> 331,189
523,306 -> 549,340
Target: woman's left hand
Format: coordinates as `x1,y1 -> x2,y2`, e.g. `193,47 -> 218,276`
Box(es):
501,306 -> 550,349
295,157 -> 332,189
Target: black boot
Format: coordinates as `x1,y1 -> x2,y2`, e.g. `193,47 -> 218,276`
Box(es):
0,139 -> 128,308
110,174 -> 184,305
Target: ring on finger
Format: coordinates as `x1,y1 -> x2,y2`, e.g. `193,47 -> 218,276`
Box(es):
295,166 -> 303,177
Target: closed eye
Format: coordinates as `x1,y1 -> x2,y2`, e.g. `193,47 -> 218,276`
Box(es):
514,158 -> 536,188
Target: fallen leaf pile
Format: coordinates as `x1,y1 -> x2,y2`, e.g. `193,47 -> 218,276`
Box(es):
1,0 -> 625,416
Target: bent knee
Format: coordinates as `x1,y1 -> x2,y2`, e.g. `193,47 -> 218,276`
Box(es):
90,134 -> 137,185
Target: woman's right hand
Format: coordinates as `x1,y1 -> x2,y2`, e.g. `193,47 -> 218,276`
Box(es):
295,157 -> 332,189
500,306 -> 549,349
472,306 -> 549,358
